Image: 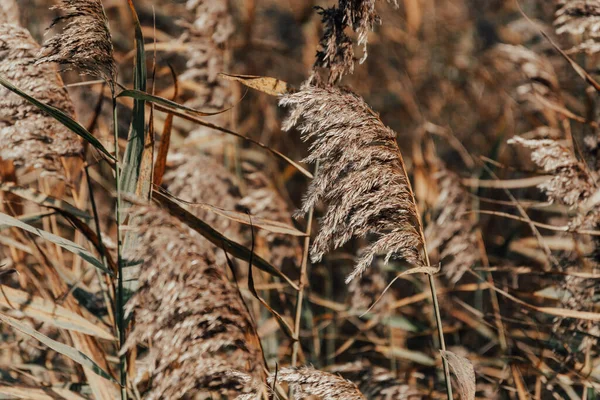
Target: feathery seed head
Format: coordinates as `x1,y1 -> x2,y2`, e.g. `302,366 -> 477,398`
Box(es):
508,136 -> 595,207
0,24 -> 83,173
37,0 -> 116,87
425,169 -> 480,284
280,85 -> 423,282
125,206 -> 266,399
271,366 -> 366,400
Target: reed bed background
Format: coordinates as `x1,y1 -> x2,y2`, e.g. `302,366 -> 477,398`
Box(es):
0,0 -> 599,399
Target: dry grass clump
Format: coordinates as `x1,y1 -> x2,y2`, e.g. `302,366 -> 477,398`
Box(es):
37,0 -> 116,85
281,85 -> 423,282
0,23 -> 82,173
124,206 -> 266,399
425,169 -> 480,284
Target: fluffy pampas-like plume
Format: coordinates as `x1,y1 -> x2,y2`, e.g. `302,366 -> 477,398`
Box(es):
0,23 -> 83,172
280,85 -> 423,282
124,206 -> 266,399
37,0 -> 116,86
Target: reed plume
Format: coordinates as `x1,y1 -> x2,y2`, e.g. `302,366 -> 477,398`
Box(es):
554,0 -> 600,54
181,0 -> 233,109
482,44 -> 562,128
508,136 -> 595,207
0,23 -> 83,173
280,85 -> 423,282
124,206 -> 266,399
425,169 -> 480,284
37,0 -> 116,86
312,0 -> 398,85
0,0 -> 19,25
270,366 -> 366,400
329,361 -> 422,399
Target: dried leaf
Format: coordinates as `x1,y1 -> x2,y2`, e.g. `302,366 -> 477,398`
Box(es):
440,350 -> 476,400
220,73 -> 292,96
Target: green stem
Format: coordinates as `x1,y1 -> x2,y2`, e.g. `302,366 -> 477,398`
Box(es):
112,97 -> 127,399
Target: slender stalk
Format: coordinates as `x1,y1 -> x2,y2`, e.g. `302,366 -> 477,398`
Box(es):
291,162 -> 318,367
396,151 -> 453,400
112,96 -> 127,400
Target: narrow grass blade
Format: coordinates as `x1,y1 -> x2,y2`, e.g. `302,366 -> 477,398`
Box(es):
0,75 -> 115,160
245,222 -> 295,340
0,182 -> 91,219
0,212 -> 111,276
219,73 -> 293,96
117,89 -> 233,116
152,190 -> 299,290
153,65 -> 177,186
0,285 -> 114,340
0,385 -> 86,400
0,313 -> 119,384
153,104 -> 313,179
158,188 -> 306,236
120,0 -> 147,194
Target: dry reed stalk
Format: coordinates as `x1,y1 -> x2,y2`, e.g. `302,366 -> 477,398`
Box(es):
37,0 -> 116,87
124,206 -> 266,399
425,169 -> 480,284
0,23 -> 83,174
329,361 -> 423,399
280,84 -> 423,282
0,0 -> 19,25
239,161 -> 302,269
554,0 -> 600,54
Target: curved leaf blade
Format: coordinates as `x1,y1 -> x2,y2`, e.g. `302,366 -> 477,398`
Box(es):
0,75 -> 115,160
0,313 -> 119,385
